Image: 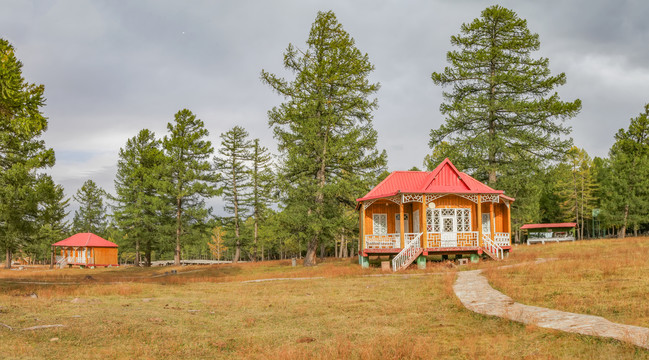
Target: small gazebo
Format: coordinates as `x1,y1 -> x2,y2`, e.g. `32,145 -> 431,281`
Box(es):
521,223 -> 577,245
52,233 -> 119,268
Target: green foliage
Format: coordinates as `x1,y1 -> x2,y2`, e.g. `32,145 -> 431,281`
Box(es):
72,179 -> 107,236
215,125 -> 252,262
162,109 -> 220,264
112,129 -> 169,266
0,38 -> 55,267
249,138 -> 275,261
261,10 -> 386,265
28,175 -> 70,262
599,104 -> 649,237
554,147 -> 596,238
429,5 -> 580,184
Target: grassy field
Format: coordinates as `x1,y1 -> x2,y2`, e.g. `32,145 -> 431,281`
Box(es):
1,251 -> 648,359
485,236 -> 649,328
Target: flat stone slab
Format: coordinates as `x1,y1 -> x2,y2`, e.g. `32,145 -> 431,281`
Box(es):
454,269 -> 649,349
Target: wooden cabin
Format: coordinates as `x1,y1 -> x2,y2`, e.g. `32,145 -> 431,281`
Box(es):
52,233 -> 119,268
356,159 -> 514,271
522,223 -> 577,245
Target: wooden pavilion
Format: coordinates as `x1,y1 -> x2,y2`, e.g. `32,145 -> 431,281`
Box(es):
52,233 -> 119,268
356,159 -> 514,271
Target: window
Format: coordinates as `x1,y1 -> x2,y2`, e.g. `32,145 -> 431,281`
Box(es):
427,208 -> 472,233
395,213 -> 410,233
373,214 -> 387,235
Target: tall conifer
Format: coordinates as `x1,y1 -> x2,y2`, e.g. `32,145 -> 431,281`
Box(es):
72,180 -> 107,236
262,11 -> 386,266
215,126 -> 252,263
429,5 -> 581,184
0,38 -> 55,268
162,109 -> 219,265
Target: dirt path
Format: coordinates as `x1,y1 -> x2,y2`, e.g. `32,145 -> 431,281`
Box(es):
453,269 -> 649,349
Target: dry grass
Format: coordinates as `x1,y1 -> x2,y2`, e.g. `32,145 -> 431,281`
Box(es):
1,257 -> 648,359
485,237 -> 649,328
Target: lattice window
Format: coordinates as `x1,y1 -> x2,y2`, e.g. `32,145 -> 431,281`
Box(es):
403,194 -> 423,203
462,209 -> 471,231
443,217 -> 454,233
427,208 -> 471,233
427,208 -> 441,232
373,214 -> 387,235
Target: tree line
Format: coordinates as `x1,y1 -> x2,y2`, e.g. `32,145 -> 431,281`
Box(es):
2,7 -> 648,268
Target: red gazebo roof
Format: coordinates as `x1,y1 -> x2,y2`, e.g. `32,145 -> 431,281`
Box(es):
357,158 -> 514,202
520,223 -> 577,230
52,233 -> 118,248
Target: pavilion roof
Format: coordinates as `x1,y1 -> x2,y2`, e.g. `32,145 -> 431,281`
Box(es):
52,233 -> 118,248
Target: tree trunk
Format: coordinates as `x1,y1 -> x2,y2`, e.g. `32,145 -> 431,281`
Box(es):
232,161 -> 241,264
135,238 -> 141,267
619,204 -> 629,239
49,247 -> 54,269
5,248 -> 11,269
175,197 -> 182,266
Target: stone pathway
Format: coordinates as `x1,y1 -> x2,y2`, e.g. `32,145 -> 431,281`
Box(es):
453,269 -> 649,349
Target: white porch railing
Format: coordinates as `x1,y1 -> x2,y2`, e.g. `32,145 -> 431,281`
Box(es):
66,256 -> 87,264
482,233 -> 504,260
365,234 -> 399,249
56,256 -> 67,269
494,232 -> 511,247
392,233 -> 423,271
426,232 -> 478,247
365,233 -> 420,249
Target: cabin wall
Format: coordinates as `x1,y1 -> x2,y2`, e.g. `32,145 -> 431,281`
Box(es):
93,247 -> 118,265
363,196 -> 511,235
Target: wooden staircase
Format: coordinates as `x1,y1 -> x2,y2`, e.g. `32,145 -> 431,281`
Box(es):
392,233 -> 423,271
482,234 -> 504,260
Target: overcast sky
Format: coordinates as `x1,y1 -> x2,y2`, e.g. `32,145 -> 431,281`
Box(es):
2,0 -> 648,215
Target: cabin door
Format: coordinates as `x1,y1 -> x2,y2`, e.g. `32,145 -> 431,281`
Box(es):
412,210 -> 420,233
441,215 -> 457,247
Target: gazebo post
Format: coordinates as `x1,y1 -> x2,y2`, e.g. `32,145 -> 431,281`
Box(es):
477,195 -> 483,247
399,199 -> 405,249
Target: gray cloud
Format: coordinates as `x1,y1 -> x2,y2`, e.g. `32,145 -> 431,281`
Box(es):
2,0 -> 648,216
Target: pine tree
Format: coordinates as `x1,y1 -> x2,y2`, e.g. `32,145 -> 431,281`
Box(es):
249,139 -> 274,261
34,175 -> 69,265
215,126 -> 252,263
113,129 -> 167,266
72,179 -> 107,235
429,5 -> 581,185
601,104 -> 649,238
0,38 -> 55,268
261,11 -> 387,266
162,109 -> 219,265
555,147 -> 596,239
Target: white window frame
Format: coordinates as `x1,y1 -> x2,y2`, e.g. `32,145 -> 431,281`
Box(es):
395,213 -> 410,233
373,213 -> 388,235
427,208 -> 472,233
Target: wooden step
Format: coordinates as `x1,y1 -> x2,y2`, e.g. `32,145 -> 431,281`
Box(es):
395,248 -> 423,271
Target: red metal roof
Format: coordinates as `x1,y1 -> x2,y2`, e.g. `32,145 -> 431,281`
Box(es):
520,223 -> 577,230
357,158 -> 513,202
52,233 -> 118,248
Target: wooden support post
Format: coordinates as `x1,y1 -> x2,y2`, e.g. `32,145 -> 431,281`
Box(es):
421,195 -> 427,248
360,203 -> 365,254
490,202 -> 496,237
477,195 -> 483,247
506,201 -> 512,245
399,200 -> 405,249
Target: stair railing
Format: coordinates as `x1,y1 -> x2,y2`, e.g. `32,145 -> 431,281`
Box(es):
392,233 -> 423,271
482,233 -> 504,260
